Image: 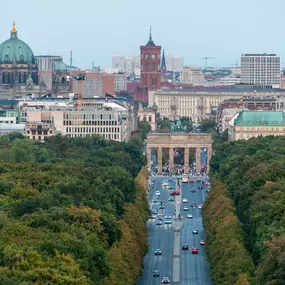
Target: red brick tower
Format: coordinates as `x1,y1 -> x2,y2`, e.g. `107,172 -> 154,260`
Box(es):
139,28 -> 161,100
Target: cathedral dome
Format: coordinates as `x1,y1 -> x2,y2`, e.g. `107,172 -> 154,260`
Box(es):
0,22 -> 35,65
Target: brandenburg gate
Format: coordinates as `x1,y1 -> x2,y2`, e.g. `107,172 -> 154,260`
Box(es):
146,133 -> 213,174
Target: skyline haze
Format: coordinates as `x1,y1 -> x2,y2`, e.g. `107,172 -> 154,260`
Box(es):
1,0 -> 284,69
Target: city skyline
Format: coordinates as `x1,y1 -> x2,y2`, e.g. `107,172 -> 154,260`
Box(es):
1,0 -> 285,69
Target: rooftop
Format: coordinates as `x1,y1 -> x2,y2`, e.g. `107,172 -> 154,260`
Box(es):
158,88 -> 282,93
242,53 -> 278,57
234,111 -> 285,126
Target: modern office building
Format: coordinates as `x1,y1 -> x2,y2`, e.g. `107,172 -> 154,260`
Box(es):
228,110 -> 285,140
241,54 -> 280,87
23,97 -> 137,142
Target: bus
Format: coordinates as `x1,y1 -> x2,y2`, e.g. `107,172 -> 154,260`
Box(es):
182,174 -> 189,183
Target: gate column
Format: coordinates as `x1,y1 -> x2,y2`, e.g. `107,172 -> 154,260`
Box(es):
158,147 -> 163,175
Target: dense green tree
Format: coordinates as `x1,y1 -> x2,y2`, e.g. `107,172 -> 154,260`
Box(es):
208,136 -> 285,285
0,134 -> 147,284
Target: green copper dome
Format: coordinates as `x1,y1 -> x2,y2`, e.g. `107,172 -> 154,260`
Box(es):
0,22 -> 35,65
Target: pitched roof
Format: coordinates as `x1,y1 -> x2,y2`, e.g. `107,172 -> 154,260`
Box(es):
234,111 -> 285,126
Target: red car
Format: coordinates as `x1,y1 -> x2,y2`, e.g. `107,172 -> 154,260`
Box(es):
192,248 -> 199,254
182,244 -> 189,250
171,191 -> 180,195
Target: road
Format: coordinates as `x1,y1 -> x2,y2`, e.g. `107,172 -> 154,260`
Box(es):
137,176 -> 176,285
180,177 -> 212,285
137,175 -> 212,285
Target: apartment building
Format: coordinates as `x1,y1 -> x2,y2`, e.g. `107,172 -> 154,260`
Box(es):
72,72 -> 115,98
114,72 -> 127,92
241,54 -> 280,87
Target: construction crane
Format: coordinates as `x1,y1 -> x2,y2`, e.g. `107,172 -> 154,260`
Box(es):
73,74 -> 86,110
202,57 -> 216,69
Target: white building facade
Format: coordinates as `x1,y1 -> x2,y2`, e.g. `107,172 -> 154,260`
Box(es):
241,53 -> 280,87
149,89 -> 282,123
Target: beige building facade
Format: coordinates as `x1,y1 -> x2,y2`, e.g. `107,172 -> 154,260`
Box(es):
137,106 -> 156,131
25,122 -> 55,142
228,110 -> 285,141
180,66 -> 205,83
149,89 -> 282,123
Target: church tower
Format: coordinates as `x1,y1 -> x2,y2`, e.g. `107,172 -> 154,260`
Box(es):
140,28 -> 161,92
161,49 -> 167,75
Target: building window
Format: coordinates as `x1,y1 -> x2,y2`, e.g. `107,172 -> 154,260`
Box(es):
148,116 -> 152,122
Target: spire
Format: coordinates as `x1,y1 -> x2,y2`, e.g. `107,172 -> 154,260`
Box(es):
11,21 -> 17,33
10,21 -> 18,39
161,49 -> 167,73
146,26 -> 156,46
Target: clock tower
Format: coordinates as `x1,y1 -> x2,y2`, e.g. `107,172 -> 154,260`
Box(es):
140,29 -> 161,92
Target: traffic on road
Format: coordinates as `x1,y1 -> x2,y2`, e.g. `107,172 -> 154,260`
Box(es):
137,173 -> 212,285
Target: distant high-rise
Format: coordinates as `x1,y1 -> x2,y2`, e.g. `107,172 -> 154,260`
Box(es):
241,54 -> 280,87
112,55 -> 140,76
165,55 -> 184,72
112,56 -> 125,69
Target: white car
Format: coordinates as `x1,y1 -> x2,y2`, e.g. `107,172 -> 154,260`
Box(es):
165,215 -> 172,219
162,181 -> 168,187
183,206 -> 189,211
164,220 -> 172,224
198,204 -> 203,209
187,214 -> 193,219
156,191 -> 161,196
182,198 -> 188,203
200,240 -> 206,245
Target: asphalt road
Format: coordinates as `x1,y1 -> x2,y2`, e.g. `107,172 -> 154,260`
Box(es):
180,177 -> 212,285
137,176 -> 177,285
137,175 -> 212,285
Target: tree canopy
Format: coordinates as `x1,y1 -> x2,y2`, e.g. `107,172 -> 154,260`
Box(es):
0,134 -> 148,285
207,135 -> 285,285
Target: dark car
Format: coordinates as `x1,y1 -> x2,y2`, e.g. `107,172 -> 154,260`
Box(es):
155,249 -> 162,255
190,179 -> 195,183
161,277 -> 170,284
153,270 -> 160,277
191,202 -> 196,208
159,205 -> 165,209
168,196 -> 174,202
191,188 -> 196,193
168,184 -> 174,190
198,185 -> 203,189
182,244 -> 189,250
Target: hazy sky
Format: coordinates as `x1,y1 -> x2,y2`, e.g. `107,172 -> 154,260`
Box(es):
1,0 -> 284,69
